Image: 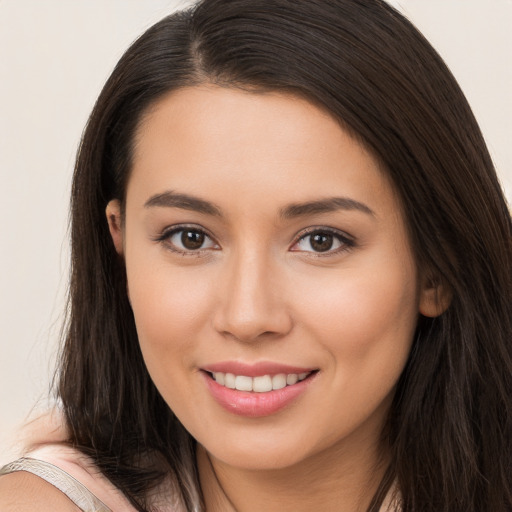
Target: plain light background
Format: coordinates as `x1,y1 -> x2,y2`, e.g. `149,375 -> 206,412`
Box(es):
0,0 -> 511,466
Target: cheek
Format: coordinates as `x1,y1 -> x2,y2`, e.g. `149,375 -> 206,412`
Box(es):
291,262 -> 419,445
125,255 -> 215,372
298,260 -> 419,365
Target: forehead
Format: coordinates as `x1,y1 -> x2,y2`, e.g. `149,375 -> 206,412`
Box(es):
128,85 -> 398,218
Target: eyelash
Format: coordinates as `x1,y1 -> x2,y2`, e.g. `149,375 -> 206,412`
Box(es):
154,225 -> 219,256
154,225 -> 355,257
291,227 -> 355,256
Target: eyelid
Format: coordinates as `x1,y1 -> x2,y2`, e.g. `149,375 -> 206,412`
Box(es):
154,224 -> 220,254
290,226 -> 355,255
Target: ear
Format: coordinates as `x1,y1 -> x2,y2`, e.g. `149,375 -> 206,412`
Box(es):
106,199 -> 124,256
419,273 -> 452,318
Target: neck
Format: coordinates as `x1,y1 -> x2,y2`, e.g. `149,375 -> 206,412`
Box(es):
197,435 -> 390,512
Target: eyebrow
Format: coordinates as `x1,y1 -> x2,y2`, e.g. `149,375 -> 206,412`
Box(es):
144,191 -> 222,216
280,197 -> 375,218
144,190 -> 374,219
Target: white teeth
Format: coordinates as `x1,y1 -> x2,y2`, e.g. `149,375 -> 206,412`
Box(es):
212,371 -> 311,392
224,373 -> 236,389
272,374 -> 287,390
253,375 -> 272,392
235,375 -> 253,391
286,373 -> 298,385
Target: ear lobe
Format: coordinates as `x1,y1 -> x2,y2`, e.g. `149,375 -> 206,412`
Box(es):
419,274 -> 452,318
106,199 -> 124,256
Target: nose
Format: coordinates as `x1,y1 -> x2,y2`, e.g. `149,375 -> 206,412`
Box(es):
212,250 -> 293,343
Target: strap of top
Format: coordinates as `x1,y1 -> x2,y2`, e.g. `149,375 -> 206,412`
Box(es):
0,457 -> 112,512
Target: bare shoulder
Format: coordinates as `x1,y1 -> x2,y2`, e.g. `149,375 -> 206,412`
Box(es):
0,471 -> 81,511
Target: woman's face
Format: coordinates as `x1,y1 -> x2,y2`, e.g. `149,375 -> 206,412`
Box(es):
108,86 -> 439,471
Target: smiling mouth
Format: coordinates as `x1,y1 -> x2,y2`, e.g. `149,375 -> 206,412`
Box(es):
206,371 -> 315,393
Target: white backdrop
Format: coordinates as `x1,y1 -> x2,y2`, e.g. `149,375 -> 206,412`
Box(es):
0,0 -> 511,465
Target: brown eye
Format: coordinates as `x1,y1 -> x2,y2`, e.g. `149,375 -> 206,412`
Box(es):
181,230 -> 205,250
310,233 -> 334,252
163,227 -> 218,253
291,228 -> 353,254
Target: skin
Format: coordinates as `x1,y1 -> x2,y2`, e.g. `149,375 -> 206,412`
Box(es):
0,472 -> 81,511
107,86 -> 447,511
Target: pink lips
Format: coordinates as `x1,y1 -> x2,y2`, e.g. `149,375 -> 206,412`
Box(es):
203,361 -> 315,377
201,361 -> 317,418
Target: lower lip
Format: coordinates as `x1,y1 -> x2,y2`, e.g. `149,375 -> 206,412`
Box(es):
202,372 -> 316,418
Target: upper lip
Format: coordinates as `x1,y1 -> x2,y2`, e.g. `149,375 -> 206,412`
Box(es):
201,361 -> 317,377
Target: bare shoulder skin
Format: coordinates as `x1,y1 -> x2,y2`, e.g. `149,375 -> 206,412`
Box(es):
0,472 -> 81,512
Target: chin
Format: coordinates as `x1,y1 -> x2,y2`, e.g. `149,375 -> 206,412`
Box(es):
209,443 -> 311,471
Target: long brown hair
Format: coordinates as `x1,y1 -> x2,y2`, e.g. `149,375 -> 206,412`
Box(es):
59,1 -> 512,510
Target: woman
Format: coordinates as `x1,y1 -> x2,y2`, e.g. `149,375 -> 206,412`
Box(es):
1,0 -> 511,511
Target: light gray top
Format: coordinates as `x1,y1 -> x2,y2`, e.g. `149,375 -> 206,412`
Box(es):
0,457 -> 112,512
